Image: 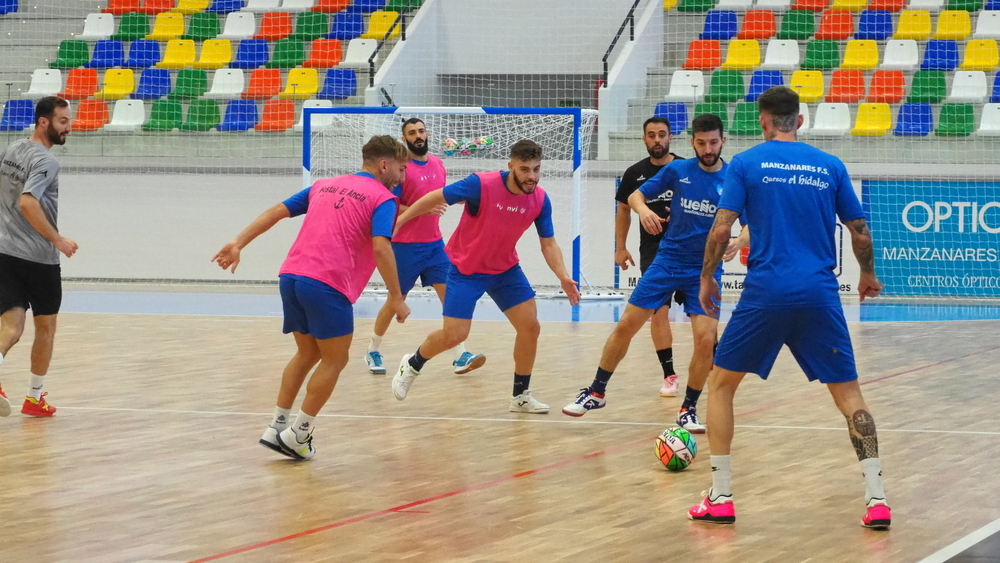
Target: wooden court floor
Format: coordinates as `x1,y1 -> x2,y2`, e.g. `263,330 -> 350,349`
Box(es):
1,311 -> 998,562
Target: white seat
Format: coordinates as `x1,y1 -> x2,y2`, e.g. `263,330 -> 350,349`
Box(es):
244,0 -> 281,11
947,71 -> 988,102
880,40 -> 919,71
753,0 -> 792,10
339,38 -> 378,68
907,0 -> 944,11
978,103 -> 1000,136
78,13 -> 114,41
974,11 -> 1000,40
23,69 -> 62,100
761,40 -> 800,70
294,99 -> 334,132
664,70 -> 705,102
797,103 -> 811,135
716,0 -> 754,10
204,68 -> 246,99
809,103 -> 851,136
104,99 -> 145,132
218,11 -> 256,40
275,0 -> 316,11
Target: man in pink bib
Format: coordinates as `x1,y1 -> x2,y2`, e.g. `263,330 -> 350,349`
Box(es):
390,140 -> 581,414
212,136 -> 411,461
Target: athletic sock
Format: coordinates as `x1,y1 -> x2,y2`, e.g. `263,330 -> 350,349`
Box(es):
710,455 -> 732,499
656,348 -> 675,377
681,386 -> 703,410
28,374 -> 44,400
512,373 -> 531,396
0,351 -> 4,369
291,412 -> 315,442
860,458 -> 886,504
271,407 -> 292,431
452,342 -> 467,361
408,348 -> 428,372
368,333 -> 382,353
590,367 -> 613,395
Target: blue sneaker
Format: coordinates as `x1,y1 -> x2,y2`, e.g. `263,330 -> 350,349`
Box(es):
562,388 -> 606,417
452,351 -> 486,374
366,351 -> 386,374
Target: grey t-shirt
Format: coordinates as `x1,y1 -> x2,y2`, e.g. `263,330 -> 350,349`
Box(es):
0,139 -> 60,265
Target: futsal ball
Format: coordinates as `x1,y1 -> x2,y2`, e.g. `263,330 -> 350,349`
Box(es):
654,427 -> 697,472
440,138 -> 459,156
475,136 -> 495,153
459,138 -> 476,156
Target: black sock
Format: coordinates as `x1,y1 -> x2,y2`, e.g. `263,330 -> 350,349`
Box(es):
681,386 -> 703,410
409,348 -> 429,371
590,367 -> 613,395
512,373 -> 531,396
656,348 -> 675,377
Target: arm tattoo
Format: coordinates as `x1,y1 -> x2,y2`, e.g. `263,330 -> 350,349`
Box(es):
702,209 -> 740,277
845,218 -> 875,274
847,409 -> 879,461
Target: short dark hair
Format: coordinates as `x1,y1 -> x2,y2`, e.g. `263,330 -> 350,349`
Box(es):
361,135 -> 408,163
401,117 -> 424,134
691,113 -> 724,136
34,96 -> 69,127
757,86 -> 800,132
643,116 -> 671,134
510,139 -> 543,161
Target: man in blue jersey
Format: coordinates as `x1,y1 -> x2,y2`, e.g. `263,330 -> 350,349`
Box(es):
562,114 -> 731,433
688,87 -> 890,530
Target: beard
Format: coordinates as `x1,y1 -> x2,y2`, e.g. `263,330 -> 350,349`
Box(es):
646,143 -> 669,159
47,123 -> 67,146
406,138 -> 428,157
697,152 -> 720,168
513,173 -> 536,193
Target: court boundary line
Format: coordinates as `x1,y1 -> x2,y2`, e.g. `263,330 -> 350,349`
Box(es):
915,517 -> 1000,563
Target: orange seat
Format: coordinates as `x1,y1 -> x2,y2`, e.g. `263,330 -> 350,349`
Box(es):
242,68 -> 282,99
826,70 -> 866,102
683,40 -> 722,70
302,38 -> 342,68
140,0 -> 175,14
312,0 -> 351,11
867,70 -> 905,103
791,0 -> 829,10
255,99 -> 295,132
867,0 -> 904,9
815,9 -> 853,40
71,100 -> 109,131
59,68 -> 99,100
104,0 -> 141,14
737,10 -> 777,40
254,12 -> 293,41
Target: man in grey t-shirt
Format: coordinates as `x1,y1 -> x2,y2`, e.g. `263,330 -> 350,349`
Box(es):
0,96 -> 77,418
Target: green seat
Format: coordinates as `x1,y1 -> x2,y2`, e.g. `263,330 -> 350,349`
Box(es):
142,99 -> 183,131
935,103 -> 975,137
907,70 -> 947,103
168,69 -> 208,99
730,102 -> 761,135
265,38 -> 306,68
677,0 -> 717,12
776,10 -> 816,41
111,12 -> 151,41
801,40 -> 840,70
288,12 -> 328,41
691,102 -> 729,132
50,40 -> 89,69
945,0 -> 982,10
182,12 -> 220,41
180,99 -> 221,132
704,70 -> 745,102
385,0 -> 422,11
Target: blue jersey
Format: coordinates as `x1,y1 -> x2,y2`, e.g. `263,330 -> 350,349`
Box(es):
719,140 -> 865,308
639,158 -> 728,269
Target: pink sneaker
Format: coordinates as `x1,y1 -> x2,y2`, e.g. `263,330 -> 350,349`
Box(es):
660,374 -> 679,397
861,499 -> 891,529
689,493 -> 736,524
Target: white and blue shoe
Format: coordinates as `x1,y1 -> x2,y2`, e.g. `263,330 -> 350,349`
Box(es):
366,350 -> 386,374
453,351 -> 486,374
677,407 -> 706,434
561,388 -> 606,417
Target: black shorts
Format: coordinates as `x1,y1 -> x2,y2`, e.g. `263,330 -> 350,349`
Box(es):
0,253 -> 62,316
638,243 -> 685,308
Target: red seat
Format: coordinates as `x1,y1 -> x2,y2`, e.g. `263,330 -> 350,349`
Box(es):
791,0 -> 829,10
683,40 -> 722,70
255,99 -> 295,132
302,38 -> 343,68
59,68 -> 99,100
242,68 -> 282,99
312,0 -> 351,11
254,12 -> 293,41
867,0 -> 904,10
737,10 -> 777,40
815,9 -> 854,40
826,70 -> 866,102
140,0 -> 175,14
71,100 -> 110,131
867,70 -> 905,103
104,0 -> 141,14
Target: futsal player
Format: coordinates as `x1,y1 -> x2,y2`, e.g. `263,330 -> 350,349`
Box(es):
0,96 -> 77,418
212,136 -> 411,461
688,86 -> 890,529
365,118 -> 485,376
390,140 -> 581,413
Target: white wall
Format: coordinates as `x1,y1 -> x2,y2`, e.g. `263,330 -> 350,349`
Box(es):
366,0 -> 442,106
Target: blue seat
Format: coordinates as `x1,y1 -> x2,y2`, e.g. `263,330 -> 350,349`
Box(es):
131,68 -> 171,100
893,103 -> 933,136
205,0 -> 244,12
855,11 -> 893,41
991,73 -> 1000,103
348,0 -> 386,13
921,39 -> 958,71
85,40 -> 126,69
317,68 -> 357,100
0,99 -> 33,131
217,99 -> 258,131
326,11 -> 364,40
230,39 -> 269,69
986,0 -> 1000,8
124,39 -> 161,68
700,10 -> 738,40
745,70 -> 784,101
653,102 -> 688,135
0,0 -> 18,15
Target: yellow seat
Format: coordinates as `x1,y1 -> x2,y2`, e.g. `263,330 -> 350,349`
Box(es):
192,39 -> 233,69
851,102 -> 892,136
831,0 -> 867,11
841,39 -> 879,69
933,10 -> 972,40
894,10 -> 932,40
721,39 -> 761,70
156,39 -> 197,69
361,11 -> 400,40
146,13 -> 186,41
173,0 -> 211,14
790,70 -> 825,102
961,39 -> 999,71
93,69 -> 135,100
278,68 -> 320,99
664,0 -> 679,9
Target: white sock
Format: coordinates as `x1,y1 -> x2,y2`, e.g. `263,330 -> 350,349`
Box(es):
860,458 -> 886,504
0,351 -> 4,368
271,407 -> 292,431
28,374 -> 44,400
292,412 -> 316,441
368,333 -> 382,353
710,455 -> 732,499
452,341 -> 467,361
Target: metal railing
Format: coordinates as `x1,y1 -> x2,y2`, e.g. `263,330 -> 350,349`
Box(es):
602,0 -> 643,85
368,12 -> 407,89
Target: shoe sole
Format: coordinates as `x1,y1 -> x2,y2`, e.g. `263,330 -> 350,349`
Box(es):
862,520 -> 891,530
274,431 -> 310,461
561,408 -> 586,417
681,426 -> 707,434
21,409 -> 55,417
259,438 -> 295,459
0,397 -> 10,417
368,367 -> 387,374
689,514 -> 736,524
510,408 -> 550,414
453,355 -> 486,374
660,390 -> 678,397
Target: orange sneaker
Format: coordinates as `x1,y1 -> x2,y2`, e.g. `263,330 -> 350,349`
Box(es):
21,392 -> 56,417
0,387 -> 10,417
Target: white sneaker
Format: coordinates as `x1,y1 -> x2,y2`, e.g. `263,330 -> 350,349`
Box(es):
365,350 -> 386,374
510,390 -> 550,414
259,426 -> 294,458
677,407 -> 706,434
452,351 -> 486,374
393,353 -> 420,400
276,427 -> 315,461
660,374 -> 679,397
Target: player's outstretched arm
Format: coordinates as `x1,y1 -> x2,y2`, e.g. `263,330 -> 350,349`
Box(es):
19,194 -> 77,258
627,190 -> 667,236
394,188 -> 447,235
373,235 -> 411,322
614,202 -> 635,270
212,203 -> 291,273
700,209 -> 741,317
539,236 -> 581,305
844,217 -> 883,301
723,225 -> 749,262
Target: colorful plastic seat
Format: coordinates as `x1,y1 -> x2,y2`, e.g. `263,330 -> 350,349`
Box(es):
183,12 -> 222,40
104,0 -> 141,15
855,10 -> 893,39
789,69 -> 824,102
826,69 -> 866,101
131,68 -> 171,99
961,39 -> 1000,70
289,11 -> 329,40
832,0 -> 867,10
894,10 -> 932,39
124,39 -> 162,68
174,0 -> 212,14
59,68 -> 99,99
50,40 -> 89,69
935,103 -> 975,136
302,38 -> 343,67
677,0 -> 718,11
893,103 -> 933,135
181,99 -> 221,131
94,68 -> 136,100
326,10 -> 363,39
746,69 -> 785,100
142,99 -> 183,131
920,39 -> 959,70
704,69 -> 745,101
278,68 -> 319,99
140,0 -> 175,14
264,38 -> 306,68
653,102 -> 689,135
851,102 -> 892,135
0,100 -> 34,131
362,10 -> 400,39
242,68 -> 282,99
71,100 -> 110,131
79,13 -> 115,40
934,10 -> 971,40
104,99 -> 147,132
229,38 -> 269,68
721,39 -> 761,69
841,39 -> 879,69
702,10 -> 739,39
316,67 -> 357,99
85,40 -> 126,69
168,68 -> 209,99
23,69 -> 62,100
908,70 -> 947,102
254,11 -> 293,40
111,12 -> 151,40
217,99 -> 259,131
255,99 -> 295,131
206,0 -> 246,12
801,39 -> 840,69
738,9 -> 778,39
776,9 -> 816,39
193,39 -> 233,69
691,102 -> 729,131
146,12 -> 186,40
311,0 -> 350,11
867,69 -> 906,102
156,39 -> 197,69
814,9 -> 854,39
730,102 -> 762,135
683,40 -> 722,69
348,0 -> 386,12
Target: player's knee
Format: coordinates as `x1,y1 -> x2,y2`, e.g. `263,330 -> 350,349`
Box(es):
517,319 -> 541,340
442,327 -> 469,348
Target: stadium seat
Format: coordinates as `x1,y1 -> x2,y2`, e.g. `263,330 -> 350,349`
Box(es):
245,0 -> 281,10
142,99 -> 183,131
265,38 -> 306,68
893,102 -> 933,135
131,67 -> 171,99
124,39 -> 162,68
301,38 -> 342,67
868,0 -> 905,8
746,69 -> 784,100
664,70 -> 706,102
761,39 -> 800,68
978,103 -> 1000,135
278,68 -> 319,98
348,0 -> 386,12
0,100 -> 34,131
181,99 -> 221,131
327,10 -> 364,40
338,38 -> 377,68
206,0 -> 246,12
278,0 -> 317,11
242,68 -> 281,98
104,0 -> 141,15
289,11 -> 328,40
703,69 -> 745,101
826,69 -> 866,101
993,72 -> 1000,101
94,68 -> 135,100
755,0 -> 793,10
908,0 -> 945,11
841,39 -> 879,68
156,39 -> 197,69
23,69 -> 62,100
867,69 -> 906,101
146,12 -> 185,40
851,102 -> 892,135
182,12 -> 221,40
790,70 -> 824,101
721,39 -> 761,69
948,70 -> 988,101
384,0 -> 421,11
254,12 -> 293,40
701,10 -> 739,40
908,69 -> 947,102
894,10 -> 932,39
59,68 -> 99,99
934,10 -> 971,40
729,102 -> 762,134
677,0 -> 718,11
738,9 -> 777,39
691,102 -> 730,131
111,12 -> 151,40
317,67 -> 358,99
974,11 -> 1000,39
362,10 -> 400,39
920,39 -> 959,70
791,0 -> 829,10
935,102 -> 975,135
294,99 -> 334,132
217,99 -> 258,131
880,39 -> 919,69
231,39 -> 270,68
219,11 -> 255,39
683,40 -> 723,69
71,100 -> 110,132
653,102 -> 689,135
815,9 -> 854,39
809,102 -> 851,134
987,0 -> 1000,8
832,0 -> 866,9
50,40 -> 89,69
313,0 -> 350,10
85,40 -> 126,69
0,0 -> 17,9
945,0 -> 982,9
105,99 -> 146,131
801,39 -> 840,69
174,0 -> 212,14
666,0 -> 680,9
961,39 -> 1000,70
191,39 -> 232,69
776,9 -> 816,39
855,10 -> 894,40
168,68 -> 209,99
140,0 -> 175,14
255,99 -> 295,131
204,68 -> 245,98
79,13 -> 115,40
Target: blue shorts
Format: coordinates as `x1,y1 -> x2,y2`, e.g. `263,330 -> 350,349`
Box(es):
714,305 -> 858,384
628,261 -> 719,317
393,240 -> 451,296
441,264 -> 536,320
279,274 -> 353,339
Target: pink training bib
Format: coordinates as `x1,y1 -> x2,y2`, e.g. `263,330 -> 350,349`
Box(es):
394,154 -> 446,243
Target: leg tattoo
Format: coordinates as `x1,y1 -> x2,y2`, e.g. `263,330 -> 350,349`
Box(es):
847,409 -> 879,461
